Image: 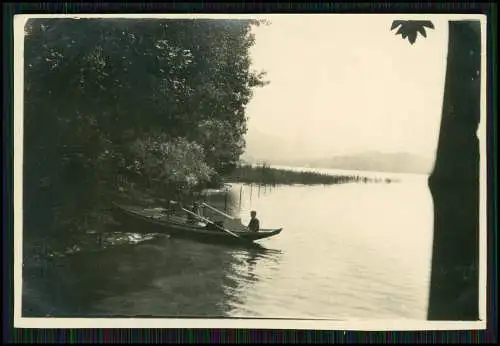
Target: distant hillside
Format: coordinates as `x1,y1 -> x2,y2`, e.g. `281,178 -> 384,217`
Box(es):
242,131 -> 434,174
243,151 -> 433,174
304,151 -> 434,174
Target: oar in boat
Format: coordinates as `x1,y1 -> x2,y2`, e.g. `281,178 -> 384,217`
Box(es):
181,207 -> 243,240
201,202 -> 235,220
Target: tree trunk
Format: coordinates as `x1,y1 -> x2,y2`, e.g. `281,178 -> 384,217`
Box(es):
427,21 -> 481,320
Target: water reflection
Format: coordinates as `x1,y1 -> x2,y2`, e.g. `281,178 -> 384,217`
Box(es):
23,225 -> 284,318
247,250 -> 259,272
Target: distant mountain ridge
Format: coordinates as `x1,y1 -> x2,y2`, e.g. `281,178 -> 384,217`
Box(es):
242,150 -> 434,175
305,151 -> 434,174
242,130 -> 435,174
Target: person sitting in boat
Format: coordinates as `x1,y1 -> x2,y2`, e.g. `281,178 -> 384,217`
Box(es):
248,211 -> 260,232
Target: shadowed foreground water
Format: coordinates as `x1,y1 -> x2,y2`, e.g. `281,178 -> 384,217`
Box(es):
23,170 -> 434,319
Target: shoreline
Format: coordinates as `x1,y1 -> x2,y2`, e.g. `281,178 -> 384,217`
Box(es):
222,164 -> 399,186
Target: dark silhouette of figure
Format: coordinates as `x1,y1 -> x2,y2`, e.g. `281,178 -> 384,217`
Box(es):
248,211 -> 260,232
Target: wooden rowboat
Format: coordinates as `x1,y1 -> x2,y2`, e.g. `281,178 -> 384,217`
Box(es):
110,202 -> 283,245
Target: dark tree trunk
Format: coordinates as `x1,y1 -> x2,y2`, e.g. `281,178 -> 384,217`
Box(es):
427,21 -> 481,320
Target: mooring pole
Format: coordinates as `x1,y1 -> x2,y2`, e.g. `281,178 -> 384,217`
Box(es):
239,185 -> 243,211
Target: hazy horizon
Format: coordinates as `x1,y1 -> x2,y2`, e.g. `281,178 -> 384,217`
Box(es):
243,16 -> 449,165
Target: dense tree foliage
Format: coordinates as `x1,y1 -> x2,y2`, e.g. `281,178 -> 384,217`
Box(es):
23,18 -> 268,238
129,135 -> 215,192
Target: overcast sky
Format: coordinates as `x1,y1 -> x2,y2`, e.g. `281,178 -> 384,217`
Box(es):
244,15 -> 449,160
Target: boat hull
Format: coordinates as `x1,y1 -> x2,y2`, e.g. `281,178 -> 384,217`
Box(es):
111,203 -> 282,245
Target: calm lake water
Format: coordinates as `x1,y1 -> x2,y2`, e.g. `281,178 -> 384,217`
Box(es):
23,168 -> 434,320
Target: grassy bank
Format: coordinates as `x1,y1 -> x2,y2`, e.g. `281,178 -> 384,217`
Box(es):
224,164 -> 395,185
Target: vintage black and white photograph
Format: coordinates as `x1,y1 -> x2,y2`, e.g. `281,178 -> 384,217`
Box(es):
14,14 -> 487,329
